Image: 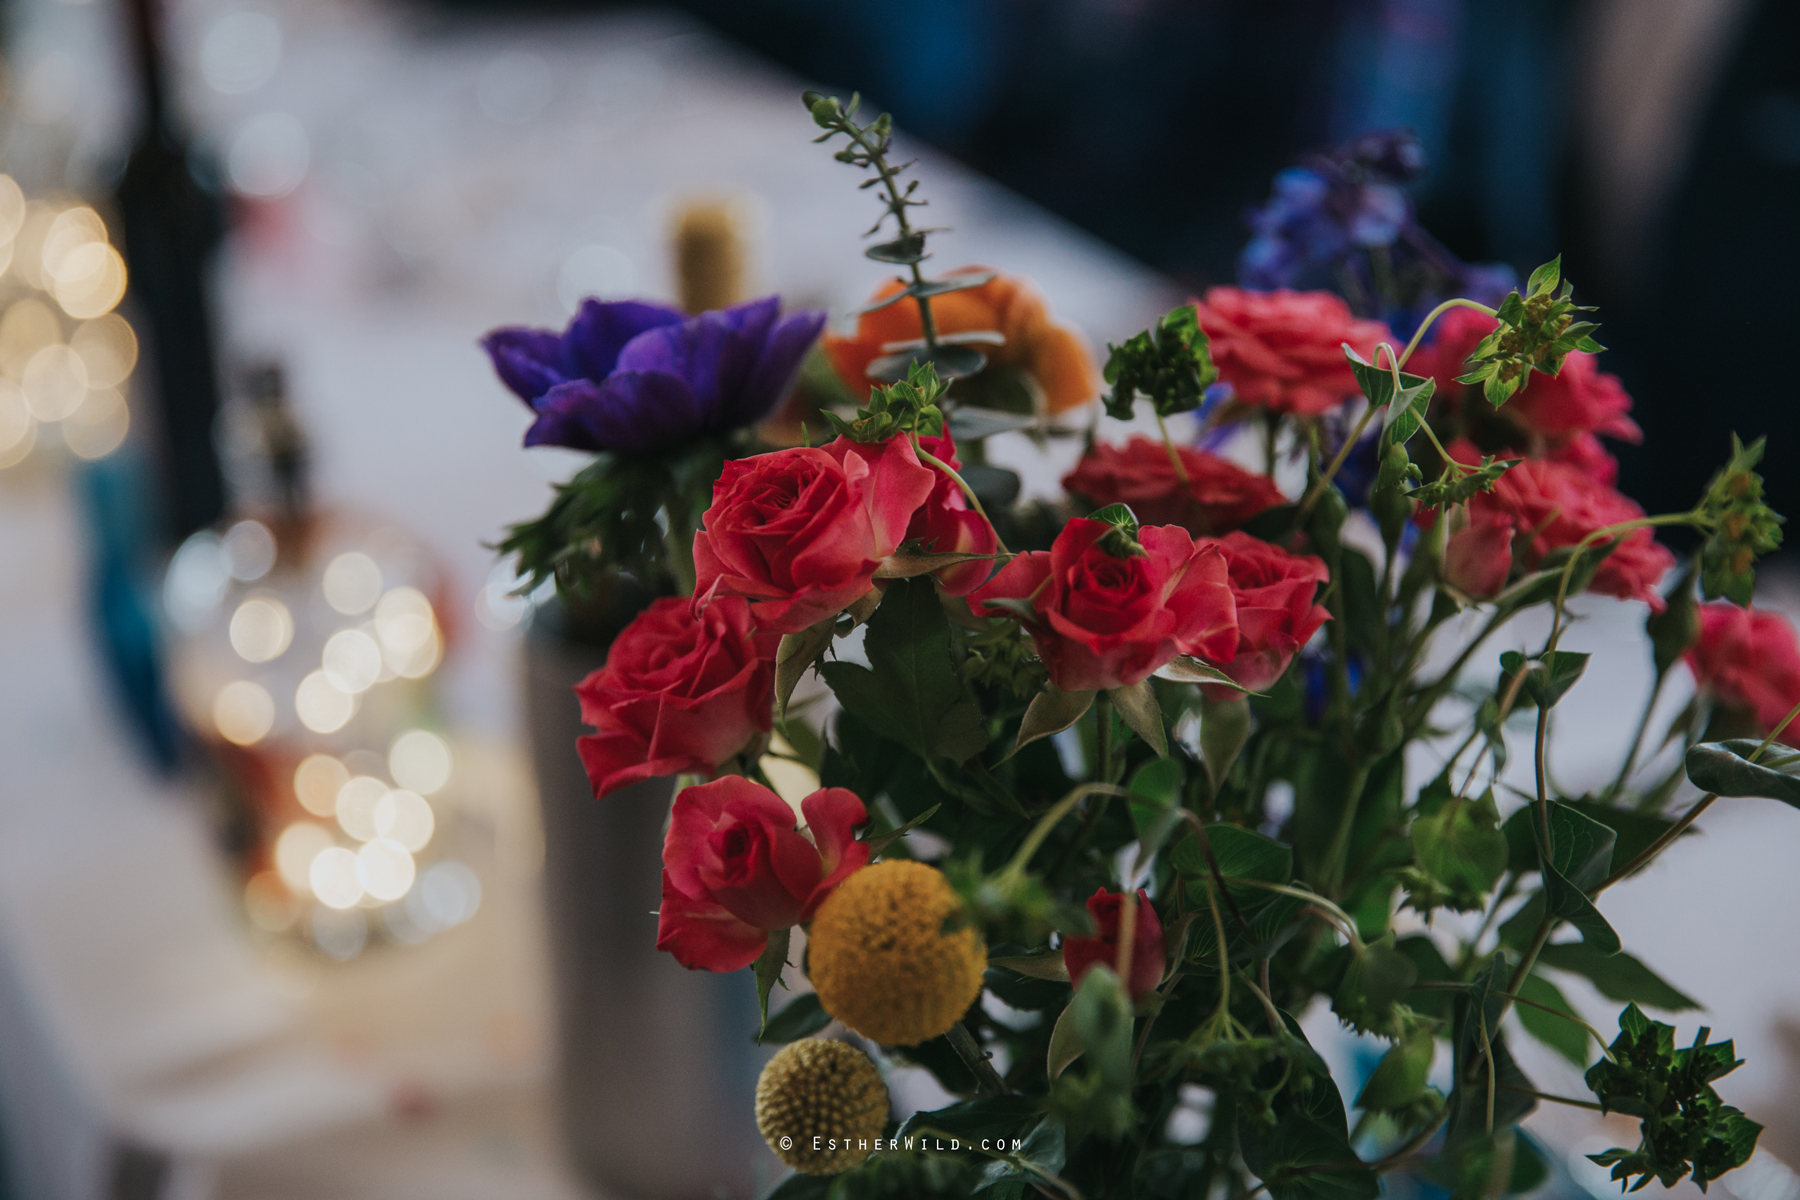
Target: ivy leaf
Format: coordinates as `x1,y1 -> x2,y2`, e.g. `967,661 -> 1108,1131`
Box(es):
819,577 -> 989,764
1332,934 -> 1418,1035
1514,972 -> 1588,1067
1535,942 -> 1699,1011
757,992 -> 832,1044
1532,801 -> 1622,954
1685,739 -> 1800,806
752,928 -> 791,1037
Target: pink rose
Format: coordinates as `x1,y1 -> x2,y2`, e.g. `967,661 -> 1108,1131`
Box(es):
1192,287 -> 1390,416
1062,436 -> 1286,536
1686,603 -> 1800,748
576,597 -> 777,800
903,430 -> 1000,596
657,777 -> 869,972
693,435 -> 937,635
1196,532 -> 1330,695
1411,307 -> 1640,447
1062,888 -> 1166,1000
970,518 -> 1239,692
1433,438 -> 1674,609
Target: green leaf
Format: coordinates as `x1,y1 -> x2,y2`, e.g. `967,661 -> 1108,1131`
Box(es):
1011,685 -> 1096,756
1046,1001 -> 1082,1079
897,1095 -> 1043,1146
1126,758 -> 1186,864
1068,965 -> 1133,1088
819,577 -> 989,764
1198,692 -> 1252,786
1102,304 -> 1219,420
757,992 -> 831,1044
1532,802 -> 1621,954
989,952 -> 1070,982
776,618 -> 838,715
1152,655 -> 1254,691
862,803 -> 943,858
1107,679 -> 1167,757
1535,943 -> 1699,1011
1647,566 -> 1701,676
1526,255 -> 1561,298
1411,789 -> 1508,904
1514,972 -> 1588,1067
1332,934 -> 1418,1034
763,1168 -> 833,1199
1171,823 -> 1292,884
1240,1108 -> 1379,1200
1686,738 -> 1800,806
976,1118 -> 1067,1191
1343,345 -> 1436,448
1357,1021 -> 1436,1112
752,928 -> 791,1037
1498,650 -> 1589,710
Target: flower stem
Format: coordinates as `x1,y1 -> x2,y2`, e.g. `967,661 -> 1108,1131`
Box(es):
1394,298 -> 1496,369
914,440 -> 1012,556
1000,782 -> 1129,879
1293,401 -> 1379,528
1608,667 -> 1670,800
946,1019 -> 1008,1096
1154,411 -> 1190,484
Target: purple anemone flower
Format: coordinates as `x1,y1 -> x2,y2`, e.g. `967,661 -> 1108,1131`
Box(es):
482,296 -> 826,454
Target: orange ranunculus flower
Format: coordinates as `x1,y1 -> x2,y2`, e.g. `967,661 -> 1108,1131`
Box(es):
823,266 -> 1100,415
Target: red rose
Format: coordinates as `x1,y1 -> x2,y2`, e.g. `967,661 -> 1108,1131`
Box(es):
1062,437 -> 1285,536
693,435 -> 937,634
576,597 -> 777,800
1195,532 -> 1330,695
970,518 -> 1238,692
1062,888 -> 1166,1000
657,777 -> 870,972
1686,603 -> 1800,748
1435,438 -> 1674,608
1410,307 -> 1640,447
1192,287 -> 1390,416
904,430 -> 999,596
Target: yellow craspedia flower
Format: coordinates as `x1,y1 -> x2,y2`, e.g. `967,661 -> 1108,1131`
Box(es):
806,859 -> 986,1046
754,1038 -> 889,1175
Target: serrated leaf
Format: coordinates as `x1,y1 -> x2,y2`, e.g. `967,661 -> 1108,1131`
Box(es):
1108,679 -> 1167,757
753,928 -> 791,1037
757,991 -> 832,1044
1012,685 -> 1096,756
1685,739 -> 1800,806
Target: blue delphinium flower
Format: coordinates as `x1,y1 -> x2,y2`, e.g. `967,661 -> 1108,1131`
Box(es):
1238,129 -> 1514,340
482,296 -> 826,454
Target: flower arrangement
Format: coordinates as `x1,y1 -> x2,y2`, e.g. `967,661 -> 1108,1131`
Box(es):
485,93 -> 1796,1200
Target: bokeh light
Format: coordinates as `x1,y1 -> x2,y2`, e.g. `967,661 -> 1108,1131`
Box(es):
322,551 -> 383,615
244,870 -> 299,932
0,176 -> 27,246
388,729 -> 451,794
21,343 -> 86,421
0,380 -> 33,469
68,314 -> 136,388
202,12 -> 282,95
293,753 -> 349,817
228,594 -> 294,663
295,669 -> 355,733
311,906 -> 367,959
227,112 -> 310,198
222,520 -> 277,581
321,628 -> 382,693
412,860 -> 481,931
163,532 -> 231,632
213,680 -> 275,745
356,838 -> 415,902
375,586 -> 440,677
372,789 -> 433,852
309,846 -> 364,909
274,821 -> 335,892
334,775 -> 387,841
61,386 -> 129,460
50,242 -> 126,319
0,299 -> 60,379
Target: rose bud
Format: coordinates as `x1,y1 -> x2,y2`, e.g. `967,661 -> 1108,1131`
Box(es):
1062,888 -> 1166,1001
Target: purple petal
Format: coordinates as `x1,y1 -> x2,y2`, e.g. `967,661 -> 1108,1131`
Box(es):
560,299 -> 687,381
523,372 -> 708,454
615,297 -> 781,429
482,327 -> 567,402
728,306 -> 826,429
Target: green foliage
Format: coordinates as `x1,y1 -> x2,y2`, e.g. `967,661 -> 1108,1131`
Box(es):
1686,739 -> 1800,805
1454,257 -> 1603,408
1405,780 -> 1507,913
1343,345 -> 1436,448
1585,1004 -> 1762,1191
756,992 -> 831,1044
752,928 -> 791,1037
822,361 -> 949,442
1102,306 -> 1219,420
819,578 -> 989,765
1694,435 -> 1784,604
1498,650 -> 1589,710
1535,942 -> 1699,1011
1411,453 -> 1518,511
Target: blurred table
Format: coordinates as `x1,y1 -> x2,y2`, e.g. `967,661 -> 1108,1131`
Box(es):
2,2 -> 1799,1199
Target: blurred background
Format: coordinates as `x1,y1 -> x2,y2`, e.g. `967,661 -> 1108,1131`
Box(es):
0,0 -> 1796,1197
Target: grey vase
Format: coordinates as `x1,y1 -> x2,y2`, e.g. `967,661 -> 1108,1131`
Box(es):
524,592 -> 768,1199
